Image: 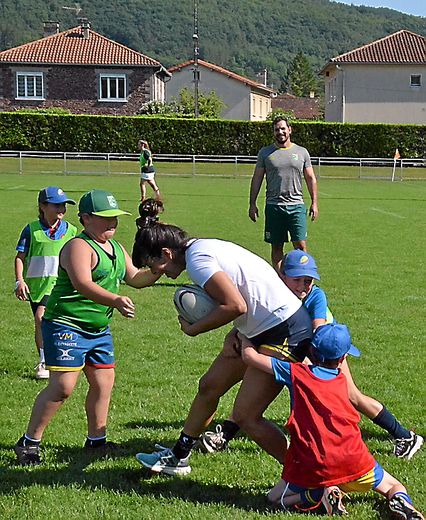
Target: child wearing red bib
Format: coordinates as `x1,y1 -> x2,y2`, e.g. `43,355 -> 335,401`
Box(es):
241,323 -> 423,519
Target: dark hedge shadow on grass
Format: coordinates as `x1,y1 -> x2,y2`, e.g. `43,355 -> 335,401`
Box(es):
0,442 -> 399,518
0,456 -> 272,514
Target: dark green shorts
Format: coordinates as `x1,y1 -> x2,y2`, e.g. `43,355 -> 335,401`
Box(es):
264,204 -> 307,244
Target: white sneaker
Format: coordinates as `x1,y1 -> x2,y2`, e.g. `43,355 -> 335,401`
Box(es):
198,425 -> 228,453
136,447 -> 191,476
321,486 -> 348,516
35,362 -> 49,379
394,431 -> 424,460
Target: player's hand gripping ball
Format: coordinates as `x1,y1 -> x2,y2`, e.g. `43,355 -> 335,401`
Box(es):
174,284 -> 218,324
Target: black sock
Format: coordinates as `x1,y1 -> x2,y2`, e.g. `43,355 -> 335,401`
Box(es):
373,406 -> 411,440
222,420 -> 240,442
17,434 -> 41,447
172,432 -> 199,459
85,436 -> 107,448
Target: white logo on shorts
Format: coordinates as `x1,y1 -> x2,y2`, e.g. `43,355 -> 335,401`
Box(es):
57,348 -> 75,361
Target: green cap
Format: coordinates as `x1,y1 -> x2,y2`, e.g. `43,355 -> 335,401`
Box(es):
78,190 -> 131,217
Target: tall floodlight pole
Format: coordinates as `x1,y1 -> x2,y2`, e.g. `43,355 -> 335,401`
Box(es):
193,0 -> 200,118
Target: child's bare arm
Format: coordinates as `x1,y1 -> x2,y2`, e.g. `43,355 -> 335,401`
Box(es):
14,252 -> 30,300
238,332 -> 274,374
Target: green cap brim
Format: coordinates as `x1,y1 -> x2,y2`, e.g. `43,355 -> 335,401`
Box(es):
92,209 -> 131,217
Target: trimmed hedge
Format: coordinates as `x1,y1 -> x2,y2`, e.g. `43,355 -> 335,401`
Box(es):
0,113 -> 424,158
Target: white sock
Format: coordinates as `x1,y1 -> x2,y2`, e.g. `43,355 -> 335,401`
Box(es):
39,349 -> 45,363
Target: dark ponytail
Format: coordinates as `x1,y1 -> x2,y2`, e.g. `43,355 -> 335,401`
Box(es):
132,199 -> 190,268
135,198 -> 164,228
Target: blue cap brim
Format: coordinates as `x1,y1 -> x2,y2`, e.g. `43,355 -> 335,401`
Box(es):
348,344 -> 361,357
45,197 -> 76,205
282,268 -> 320,280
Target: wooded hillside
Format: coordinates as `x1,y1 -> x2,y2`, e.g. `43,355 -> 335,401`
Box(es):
1,0 -> 425,89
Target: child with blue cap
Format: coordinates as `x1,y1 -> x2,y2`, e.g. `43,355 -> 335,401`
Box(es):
279,249 -> 423,460
14,187 -> 77,379
199,250 -> 422,462
14,189 -> 160,466
240,323 -> 424,519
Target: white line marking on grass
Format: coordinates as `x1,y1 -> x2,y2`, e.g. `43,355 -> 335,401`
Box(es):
318,191 -> 331,197
370,208 -> 406,219
7,185 -> 25,190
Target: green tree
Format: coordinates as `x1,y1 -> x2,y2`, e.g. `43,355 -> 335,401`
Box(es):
286,53 -> 318,97
174,88 -> 226,118
138,88 -> 226,119
266,108 -> 295,122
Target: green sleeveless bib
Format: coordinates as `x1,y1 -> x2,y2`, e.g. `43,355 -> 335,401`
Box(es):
44,233 -> 127,331
24,220 -> 77,302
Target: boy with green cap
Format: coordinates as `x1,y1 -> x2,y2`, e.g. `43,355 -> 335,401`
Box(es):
15,190 -> 160,466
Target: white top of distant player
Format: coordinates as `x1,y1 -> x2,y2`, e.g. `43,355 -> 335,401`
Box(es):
185,239 -> 301,338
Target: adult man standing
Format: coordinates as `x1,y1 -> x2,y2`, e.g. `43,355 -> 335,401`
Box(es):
249,117 -> 318,270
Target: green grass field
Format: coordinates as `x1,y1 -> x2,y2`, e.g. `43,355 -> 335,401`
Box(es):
0,172 -> 425,519
0,155 -> 424,180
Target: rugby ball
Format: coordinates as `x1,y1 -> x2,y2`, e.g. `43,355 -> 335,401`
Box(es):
174,284 -> 218,324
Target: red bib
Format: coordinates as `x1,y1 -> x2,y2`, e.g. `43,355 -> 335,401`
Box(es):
283,363 -> 375,488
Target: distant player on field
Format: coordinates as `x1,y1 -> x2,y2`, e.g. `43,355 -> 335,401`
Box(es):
138,140 -> 162,202
241,323 -> 424,519
248,116 -> 318,270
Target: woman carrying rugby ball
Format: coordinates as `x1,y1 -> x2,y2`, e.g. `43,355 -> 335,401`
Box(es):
131,200 -> 312,476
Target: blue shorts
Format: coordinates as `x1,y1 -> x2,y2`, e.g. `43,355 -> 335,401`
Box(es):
42,319 -> 115,371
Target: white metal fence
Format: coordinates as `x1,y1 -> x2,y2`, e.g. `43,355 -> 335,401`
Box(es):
0,150 -> 424,180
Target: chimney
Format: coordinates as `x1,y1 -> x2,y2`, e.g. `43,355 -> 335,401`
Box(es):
79,18 -> 90,39
43,21 -> 59,37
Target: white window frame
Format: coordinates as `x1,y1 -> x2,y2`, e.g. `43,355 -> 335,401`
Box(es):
410,74 -> 421,88
16,71 -> 44,100
99,73 -> 127,102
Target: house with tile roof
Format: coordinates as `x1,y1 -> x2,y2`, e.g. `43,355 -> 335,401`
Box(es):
271,93 -> 322,120
321,30 -> 426,124
167,59 -> 275,121
0,20 -> 170,115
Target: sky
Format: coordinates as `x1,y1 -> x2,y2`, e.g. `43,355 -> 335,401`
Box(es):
333,0 -> 426,17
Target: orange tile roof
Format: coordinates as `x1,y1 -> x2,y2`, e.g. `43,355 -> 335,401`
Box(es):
0,26 -> 161,66
169,59 -> 275,93
272,93 -> 321,120
330,30 -> 426,64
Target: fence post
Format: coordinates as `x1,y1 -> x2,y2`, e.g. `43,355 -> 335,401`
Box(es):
234,156 -> 238,178
107,153 -> 111,175
359,158 -> 362,179
64,152 -> 67,175
19,151 -> 23,175
317,157 -> 321,179
192,155 -> 196,177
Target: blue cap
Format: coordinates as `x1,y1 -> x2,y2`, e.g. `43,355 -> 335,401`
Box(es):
281,249 -> 320,280
38,186 -> 76,205
311,323 -> 361,361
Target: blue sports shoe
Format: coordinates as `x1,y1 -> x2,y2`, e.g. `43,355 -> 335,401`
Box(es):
136,447 -> 191,476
